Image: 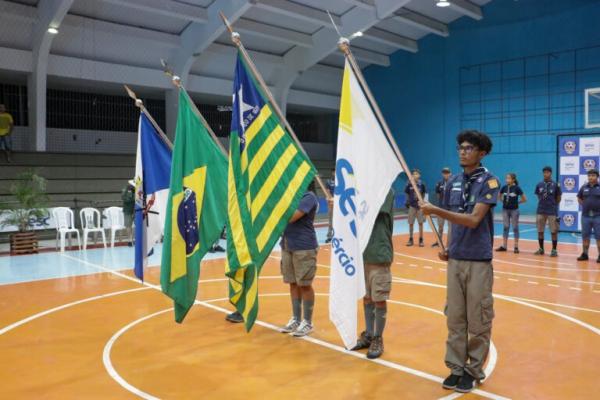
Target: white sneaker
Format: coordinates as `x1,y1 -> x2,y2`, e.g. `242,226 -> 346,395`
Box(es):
292,320 -> 313,337
281,318 -> 300,333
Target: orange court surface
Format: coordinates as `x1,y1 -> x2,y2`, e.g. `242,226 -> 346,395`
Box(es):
1,223 -> 598,400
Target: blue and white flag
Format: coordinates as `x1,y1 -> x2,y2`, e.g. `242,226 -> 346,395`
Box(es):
330,61 -> 403,349
134,113 -> 172,281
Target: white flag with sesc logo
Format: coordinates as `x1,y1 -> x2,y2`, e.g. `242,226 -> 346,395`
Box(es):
329,60 -> 403,349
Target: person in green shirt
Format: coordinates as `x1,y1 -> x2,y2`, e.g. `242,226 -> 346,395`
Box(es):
351,189 -> 394,359
121,181 -> 135,246
0,104 -> 14,163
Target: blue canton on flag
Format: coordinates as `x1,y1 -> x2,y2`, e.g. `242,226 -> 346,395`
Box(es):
231,56 -> 264,151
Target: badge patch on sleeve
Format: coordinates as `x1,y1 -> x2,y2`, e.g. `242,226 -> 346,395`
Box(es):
486,194 -> 492,199
487,179 -> 499,189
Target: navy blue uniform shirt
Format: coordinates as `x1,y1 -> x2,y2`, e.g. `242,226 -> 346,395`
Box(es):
444,167 -> 500,261
281,191 -> 319,251
405,180 -> 426,208
500,184 -> 524,210
577,182 -> 600,216
435,179 -> 451,209
535,180 -> 562,215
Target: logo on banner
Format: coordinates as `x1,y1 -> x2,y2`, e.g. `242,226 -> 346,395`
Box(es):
334,159 -> 357,237
583,159 -> 597,171
564,140 -> 577,154
563,177 -> 576,191
562,213 -> 575,227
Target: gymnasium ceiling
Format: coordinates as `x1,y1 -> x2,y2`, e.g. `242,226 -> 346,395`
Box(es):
0,0 -> 492,112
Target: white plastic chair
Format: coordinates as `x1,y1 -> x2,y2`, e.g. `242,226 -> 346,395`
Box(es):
52,207 -> 81,252
103,206 -> 127,247
80,207 -> 107,250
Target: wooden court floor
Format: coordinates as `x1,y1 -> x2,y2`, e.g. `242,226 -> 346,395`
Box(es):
0,232 -> 598,399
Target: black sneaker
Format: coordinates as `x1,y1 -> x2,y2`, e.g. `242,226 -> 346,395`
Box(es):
225,311 -> 244,323
431,242 -> 439,248
419,239 -> 425,247
455,373 -> 478,393
325,237 -> 332,244
534,248 -> 544,256
366,336 -> 383,359
406,239 -> 414,247
442,374 -> 462,390
350,331 -> 372,351
514,247 -> 520,254
495,246 -> 507,252
577,253 -> 589,261
213,244 -> 225,252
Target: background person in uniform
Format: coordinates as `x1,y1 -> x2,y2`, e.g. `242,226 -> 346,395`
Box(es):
325,168 -> 335,244
0,104 -> 14,162
351,189 -> 394,359
279,181 -> 319,337
433,167 -> 452,248
577,168 -> 600,262
121,181 -> 135,246
405,169 -> 427,247
420,130 -> 499,394
496,173 -> 526,254
534,166 -> 562,257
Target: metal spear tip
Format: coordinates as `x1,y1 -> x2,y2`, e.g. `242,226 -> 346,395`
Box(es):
231,31 -> 240,41
134,99 -> 143,107
338,37 -> 350,46
172,75 -> 181,86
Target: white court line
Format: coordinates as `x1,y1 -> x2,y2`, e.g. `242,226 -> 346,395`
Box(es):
527,281 -> 539,285
0,287 -> 151,336
547,284 -> 560,288
570,287 -> 583,292
508,279 -> 519,282
394,252 -> 600,287
102,293 -> 506,400
58,254 -> 509,400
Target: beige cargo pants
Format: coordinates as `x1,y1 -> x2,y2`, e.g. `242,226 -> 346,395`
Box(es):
445,259 -> 495,380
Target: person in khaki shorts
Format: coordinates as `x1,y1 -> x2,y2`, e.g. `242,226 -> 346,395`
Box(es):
279,181 -> 319,337
405,169 -> 427,247
420,130 -> 499,394
350,189 -> 394,359
534,166 -> 562,257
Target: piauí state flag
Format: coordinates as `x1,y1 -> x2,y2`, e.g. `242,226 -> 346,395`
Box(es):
134,113 -> 172,281
329,60 -> 403,349
161,90 -> 228,323
226,53 -> 316,331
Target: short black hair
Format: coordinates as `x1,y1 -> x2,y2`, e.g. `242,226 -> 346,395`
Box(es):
542,166 -> 552,172
456,130 -> 493,154
412,168 -> 421,174
588,168 -> 599,176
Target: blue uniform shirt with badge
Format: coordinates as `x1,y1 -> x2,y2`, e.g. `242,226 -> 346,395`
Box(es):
444,168 -> 500,261
500,184 -> 524,210
435,179 -> 451,209
534,180 -> 562,215
405,180 -> 427,208
281,191 -> 319,251
577,183 -> 600,216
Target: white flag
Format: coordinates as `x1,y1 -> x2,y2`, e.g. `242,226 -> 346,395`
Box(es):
329,60 -> 403,349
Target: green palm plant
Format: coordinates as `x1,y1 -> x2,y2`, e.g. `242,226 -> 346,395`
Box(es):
0,171 -> 49,232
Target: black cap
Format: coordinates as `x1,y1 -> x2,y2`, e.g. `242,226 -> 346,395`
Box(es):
542,166 -> 552,172
442,167 -> 451,173
588,168 -> 599,176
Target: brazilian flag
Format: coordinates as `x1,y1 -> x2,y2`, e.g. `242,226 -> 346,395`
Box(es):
161,90 -> 228,323
227,53 -> 316,331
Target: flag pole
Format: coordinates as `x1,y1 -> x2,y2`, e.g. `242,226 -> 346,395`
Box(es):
219,12 -> 332,202
124,85 -> 174,151
160,61 -> 228,157
338,39 -> 445,251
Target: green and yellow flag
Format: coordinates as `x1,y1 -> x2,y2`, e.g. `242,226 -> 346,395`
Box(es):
227,53 -> 316,331
161,90 -> 228,323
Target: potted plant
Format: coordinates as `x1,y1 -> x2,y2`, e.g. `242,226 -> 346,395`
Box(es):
0,171 -> 49,255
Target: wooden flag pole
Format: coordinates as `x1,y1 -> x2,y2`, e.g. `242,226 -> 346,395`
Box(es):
160,60 -> 228,157
124,85 -> 174,150
219,12 -> 332,202
338,39 -> 445,251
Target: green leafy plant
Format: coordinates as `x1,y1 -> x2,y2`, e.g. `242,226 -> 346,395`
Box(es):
0,171 -> 49,232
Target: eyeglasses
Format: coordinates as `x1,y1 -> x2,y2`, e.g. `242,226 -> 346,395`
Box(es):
456,145 -> 477,154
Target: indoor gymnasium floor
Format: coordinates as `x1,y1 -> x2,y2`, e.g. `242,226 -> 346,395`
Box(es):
0,220 -> 598,400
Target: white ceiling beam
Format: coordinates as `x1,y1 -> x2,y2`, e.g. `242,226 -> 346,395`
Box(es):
364,27 -> 418,53
343,0 -> 375,10
450,0 -> 483,20
392,9 -> 449,37
330,48 -> 389,67
253,0 -> 342,27
236,18 -> 313,48
101,0 -> 208,23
